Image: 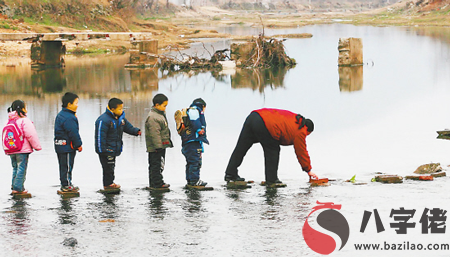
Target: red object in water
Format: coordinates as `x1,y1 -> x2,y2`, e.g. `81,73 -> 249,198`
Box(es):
419,176 -> 433,181
309,178 -> 329,184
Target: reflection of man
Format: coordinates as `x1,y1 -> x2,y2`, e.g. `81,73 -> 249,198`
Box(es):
225,108 -> 318,185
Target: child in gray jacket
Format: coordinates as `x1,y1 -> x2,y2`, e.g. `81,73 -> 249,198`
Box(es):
145,94 -> 173,188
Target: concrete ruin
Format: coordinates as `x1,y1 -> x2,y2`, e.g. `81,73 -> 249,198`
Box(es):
31,40 -> 65,68
338,38 -> 363,67
125,40 -> 158,68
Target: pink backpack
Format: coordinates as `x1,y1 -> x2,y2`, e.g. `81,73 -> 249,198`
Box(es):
2,119 -> 24,154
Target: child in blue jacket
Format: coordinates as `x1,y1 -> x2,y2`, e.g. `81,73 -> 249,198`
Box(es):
94,98 -> 141,189
180,98 -> 209,187
54,92 -> 82,192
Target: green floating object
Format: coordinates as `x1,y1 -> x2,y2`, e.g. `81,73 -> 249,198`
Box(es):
57,190 -> 80,198
437,130 -> 450,140
11,193 -> 32,199
145,187 -> 170,192
184,185 -> 214,191
226,181 -> 251,189
98,188 -> 121,194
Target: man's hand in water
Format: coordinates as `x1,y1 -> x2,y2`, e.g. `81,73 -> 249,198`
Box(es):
308,171 -> 318,180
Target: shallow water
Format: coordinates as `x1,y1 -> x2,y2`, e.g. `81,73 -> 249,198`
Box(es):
2,24 -> 450,256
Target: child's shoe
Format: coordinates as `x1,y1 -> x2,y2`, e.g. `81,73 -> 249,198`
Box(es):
154,183 -> 170,188
224,174 -> 245,182
189,180 -> 207,186
61,185 -> 78,192
104,183 -> 121,190
11,189 -> 28,194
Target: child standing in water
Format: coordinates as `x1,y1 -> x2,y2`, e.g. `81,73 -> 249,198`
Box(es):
3,100 -> 42,194
54,92 -> 83,192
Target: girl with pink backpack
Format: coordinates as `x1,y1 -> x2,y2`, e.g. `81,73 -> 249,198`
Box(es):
2,100 -> 42,194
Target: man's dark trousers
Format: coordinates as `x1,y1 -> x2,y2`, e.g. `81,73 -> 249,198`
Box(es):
225,112 -> 280,182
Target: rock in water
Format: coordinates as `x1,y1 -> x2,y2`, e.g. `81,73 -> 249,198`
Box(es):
414,163 -> 442,174
62,237 -> 78,247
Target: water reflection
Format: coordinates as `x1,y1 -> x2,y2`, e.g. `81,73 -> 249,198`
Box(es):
58,199 -> 77,225
97,195 -> 120,220
338,66 -> 363,92
32,68 -> 67,94
6,199 -> 30,235
183,190 -> 203,214
128,68 -> 159,92
148,191 -> 167,219
229,67 -> 288,92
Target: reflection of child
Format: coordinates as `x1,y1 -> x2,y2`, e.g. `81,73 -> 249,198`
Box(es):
54,92 -> 82,192
145,94 -> 173,188
4,100 -> 42,194
95,98 -> 141,189
180,98 -> 209,187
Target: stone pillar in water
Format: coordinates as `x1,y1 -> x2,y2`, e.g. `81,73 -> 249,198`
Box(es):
128,40 -> 158,67
40,41 -> 63,67
338,38 -> 363,67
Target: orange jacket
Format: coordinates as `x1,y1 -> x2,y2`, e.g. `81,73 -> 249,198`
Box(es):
253,108 -> 312,172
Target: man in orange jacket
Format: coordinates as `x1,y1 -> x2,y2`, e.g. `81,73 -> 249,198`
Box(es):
225,108 -> 318,185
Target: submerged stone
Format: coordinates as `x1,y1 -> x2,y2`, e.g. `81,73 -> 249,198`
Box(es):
226,181 -> 251,189
260,181 -> 287,188
145,187 -> 170,192
184,185 -> 214,191
310,178 -> 329,187
414,163 -> 442,174
11,192 -> 32,199
431,172 -> 446,178
374,175 -> 403,184
57,190 -> 80,198
62,237 -> 78,247
405,175 -> 434,181
98,188 -> 121,194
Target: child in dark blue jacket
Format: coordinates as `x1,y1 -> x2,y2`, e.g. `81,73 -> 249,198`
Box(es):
180,98 -> 209,187
94,98 -> 141,189
54,92 -> 82,192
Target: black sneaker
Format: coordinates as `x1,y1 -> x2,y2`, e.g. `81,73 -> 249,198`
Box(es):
189,180 -> 207,186
224,174 -> 245,182
266,180 -> 283,185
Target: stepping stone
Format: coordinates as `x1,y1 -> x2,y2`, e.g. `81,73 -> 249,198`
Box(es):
145,187 -> 170,192
260,181 -> 287,188
57,190 -> 80,198
184,185 -> 214,191
405,175 -> 434,181
98,188 -> 121,194
226,181 -> 251,189
11,192 -> 32,199
431,172 -> 446,178
374,175 -> 403,184
310,178 -> 329,187
414,163 -> 442,174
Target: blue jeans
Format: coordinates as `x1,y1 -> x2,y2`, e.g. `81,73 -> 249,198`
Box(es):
182,141 -> 203,183
10,153 -> 30,192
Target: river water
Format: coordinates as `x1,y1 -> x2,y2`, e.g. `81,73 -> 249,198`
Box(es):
1,24 -> 450,256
